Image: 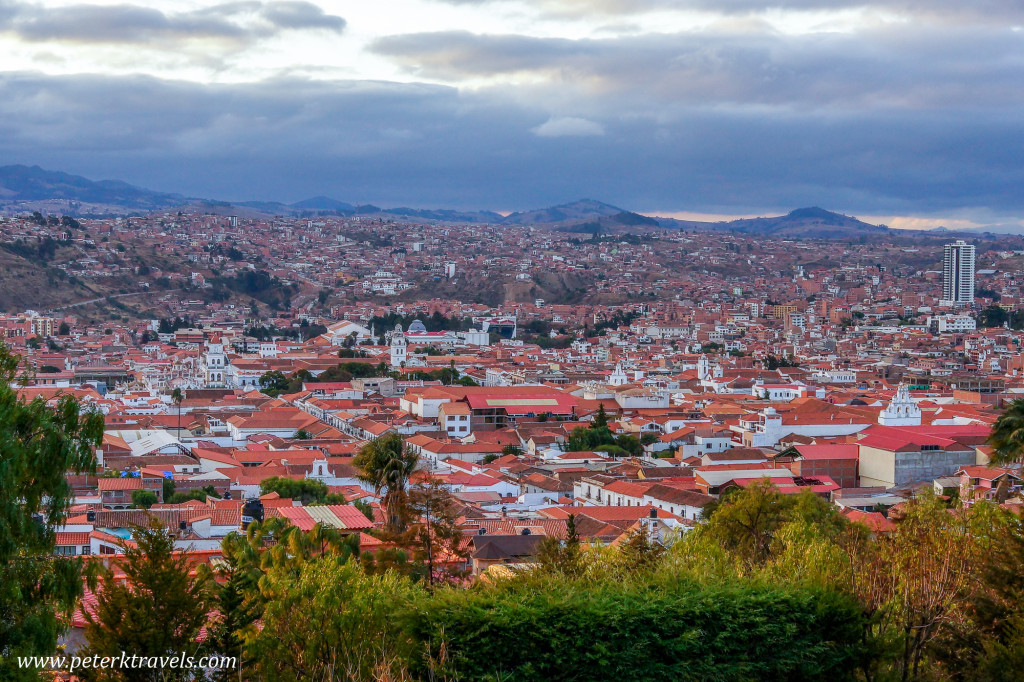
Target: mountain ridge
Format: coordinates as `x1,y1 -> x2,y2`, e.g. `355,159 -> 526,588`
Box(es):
0,164 -> 903,238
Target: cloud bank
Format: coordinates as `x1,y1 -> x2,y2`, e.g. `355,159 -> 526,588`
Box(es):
0,0 -> 1022,220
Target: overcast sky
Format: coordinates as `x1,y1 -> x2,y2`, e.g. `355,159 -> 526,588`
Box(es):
1,0 -> 1022,227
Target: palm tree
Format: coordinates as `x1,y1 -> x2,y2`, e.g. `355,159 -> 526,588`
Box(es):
987,398 -> 1024,466
353,432 -> 418,534
170,388 -> 184,434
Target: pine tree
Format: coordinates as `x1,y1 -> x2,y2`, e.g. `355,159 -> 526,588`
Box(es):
81,523 -> 213,681
205,532 -> 264,682
618,523 -> 666,574
537,514 -> 584,577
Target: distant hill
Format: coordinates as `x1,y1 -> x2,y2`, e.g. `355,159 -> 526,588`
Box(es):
381,207 -> 506,223
290,196 -> 356,211
0,165 -> 898,238
502,199 -> 625,225
957,223 -> 1024,236
558,211 -> 663,235
662,207 -> 889,239
0,164 -> 185,210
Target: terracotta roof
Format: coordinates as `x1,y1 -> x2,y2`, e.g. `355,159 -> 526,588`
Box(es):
277,504 -> 374,531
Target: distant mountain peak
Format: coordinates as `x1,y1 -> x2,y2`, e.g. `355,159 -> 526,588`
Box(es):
786,206 -> 846,220
501,198 -> 626,225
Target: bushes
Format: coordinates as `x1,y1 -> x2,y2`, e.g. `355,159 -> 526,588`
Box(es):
227,485 -> 1023,681
243,560 -> 417,682
238,558 -> 868,682
400,578 -> 866,682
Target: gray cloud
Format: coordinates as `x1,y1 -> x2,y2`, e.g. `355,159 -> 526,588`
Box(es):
0,0 -> 345,44
435,0 -> 1024,22
1,70 -> 1023,219
259,1 -> 346,31
371,27 -> 1024,110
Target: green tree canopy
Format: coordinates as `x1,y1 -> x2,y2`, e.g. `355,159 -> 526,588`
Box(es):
259,476 -> 332,505
989,398 -> 1024,465
0,343 -> 104,680
353,432 -> 418,534
131,489 -> 158,509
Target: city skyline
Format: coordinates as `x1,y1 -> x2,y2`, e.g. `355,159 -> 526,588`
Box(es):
1,1 -> 1023,231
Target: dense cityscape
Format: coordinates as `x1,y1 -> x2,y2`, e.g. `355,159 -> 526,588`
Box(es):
5,203 -> 1024,679
4,0 -> 1024,678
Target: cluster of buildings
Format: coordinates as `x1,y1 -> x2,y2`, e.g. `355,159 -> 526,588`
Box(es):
5,207 -> 1024,596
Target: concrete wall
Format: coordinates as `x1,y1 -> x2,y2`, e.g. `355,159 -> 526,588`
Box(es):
894,449 -> 976,487
859,445 -> 977,488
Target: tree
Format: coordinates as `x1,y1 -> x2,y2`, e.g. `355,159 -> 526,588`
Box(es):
80,523 -> 213,681
170,388 -> 184,434
566,417 -> 617,453
926,505 -> 1023,680
700,480 -> 847,568
0,343 -> 104,680
988,398 -> 1024,465
131,489 -> 158,509
293,428 -> 312,440
168,485 -> 221,505
58,321 -> 70,336
618,523 -> 666,574
345,362 -> 379,379
204,533 -> 262,681
537,513 -> 584,577
259,476 -> 331,505
871,494 -> 980,681
316,364 -> 354,382
615,434 -> 642,456
353,432 -> 418,534
258,370 -> 289,397
244,559 -> 414,681
978,305 -> 1009,328
404,477 -> 471,586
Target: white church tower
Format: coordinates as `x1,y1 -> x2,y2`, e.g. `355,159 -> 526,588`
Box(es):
389,324 -> 407,368
608,362 -> 628,386
202,336 -> 228,388
878,384 -> 921,426
697,354 -> 711,382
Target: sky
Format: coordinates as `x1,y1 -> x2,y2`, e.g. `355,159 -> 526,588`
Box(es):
1,0 -> 1022,228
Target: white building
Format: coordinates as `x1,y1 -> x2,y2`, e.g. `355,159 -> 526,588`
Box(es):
389,324 -> 407,368
878,384 -> 922,427
201,338 -> 228,388
941,240 -> 975,306
928,314 -> 977,334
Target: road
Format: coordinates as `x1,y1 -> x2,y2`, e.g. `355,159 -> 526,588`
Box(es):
48,288 -> 183,312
